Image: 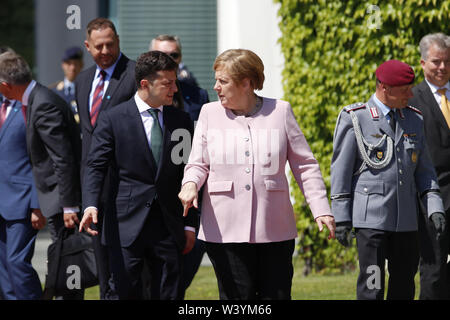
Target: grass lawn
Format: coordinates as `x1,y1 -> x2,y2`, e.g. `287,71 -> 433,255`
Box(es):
84,257 -> 420,300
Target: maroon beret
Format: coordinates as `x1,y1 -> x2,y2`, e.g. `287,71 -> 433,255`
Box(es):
375,59 -> 415,86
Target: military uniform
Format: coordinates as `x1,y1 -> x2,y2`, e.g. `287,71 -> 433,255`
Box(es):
178,63 -> 198,88
49,79 -> 79,124
331,95 -> 444,299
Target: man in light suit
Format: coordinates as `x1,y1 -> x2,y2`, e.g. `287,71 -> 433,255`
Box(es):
0,93 -> 42,300
75,17 -> 137,300
331,59 -> 446,300
0,52 -> 82,299
80,51 -> 198,299
409,33 -> 450,299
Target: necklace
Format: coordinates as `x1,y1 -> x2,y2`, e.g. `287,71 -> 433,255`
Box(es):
232,95 -> 262,117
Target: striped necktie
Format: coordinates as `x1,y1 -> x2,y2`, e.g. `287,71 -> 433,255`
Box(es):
437,88 -> 450,129
0,99 -> 10,129
90,70 -> 106,126
148,108 -> 163,166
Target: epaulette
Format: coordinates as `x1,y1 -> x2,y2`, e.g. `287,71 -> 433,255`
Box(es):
406,105 -> 422,115
344,102 -> 365,113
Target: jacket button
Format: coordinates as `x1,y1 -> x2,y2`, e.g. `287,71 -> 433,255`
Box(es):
245,168 -> 251,173
145,202 -> 151,208
245,151 -> 250,157
363,187 -> 368,193
245,184 -> 251,191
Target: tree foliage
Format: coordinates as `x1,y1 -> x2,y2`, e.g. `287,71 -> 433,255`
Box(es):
275,0 -> 450,274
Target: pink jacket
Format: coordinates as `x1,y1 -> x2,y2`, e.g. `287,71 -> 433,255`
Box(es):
182,97 -> 332,243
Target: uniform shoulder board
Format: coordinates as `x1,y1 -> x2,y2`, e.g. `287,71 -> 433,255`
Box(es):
406,105 -> 422,115
343,102 -> 365,113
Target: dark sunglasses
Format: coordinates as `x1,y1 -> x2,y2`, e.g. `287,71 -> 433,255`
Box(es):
169,52 -> 180,60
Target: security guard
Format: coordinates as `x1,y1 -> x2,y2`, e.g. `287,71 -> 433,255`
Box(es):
49,46 -> 83,124
331,59 -> 446,300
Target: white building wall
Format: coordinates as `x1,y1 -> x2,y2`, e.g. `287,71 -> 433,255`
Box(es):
217,0 -> 284,100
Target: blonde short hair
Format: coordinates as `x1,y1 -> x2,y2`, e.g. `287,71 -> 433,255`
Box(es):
213,49 -> 265,90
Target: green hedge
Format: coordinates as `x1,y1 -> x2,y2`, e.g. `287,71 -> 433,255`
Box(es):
276,0 -> 450,273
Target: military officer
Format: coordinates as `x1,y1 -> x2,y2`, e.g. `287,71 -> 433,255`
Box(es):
49,46 -> 84,124
331,59 -> 446,300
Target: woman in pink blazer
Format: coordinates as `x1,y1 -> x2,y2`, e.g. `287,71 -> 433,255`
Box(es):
179,49 -> 335,300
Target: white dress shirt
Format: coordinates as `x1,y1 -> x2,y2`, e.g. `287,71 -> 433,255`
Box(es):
425,79 -> 450,110
88,53 -> 122,112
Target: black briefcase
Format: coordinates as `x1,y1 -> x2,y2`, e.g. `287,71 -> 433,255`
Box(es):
42,227 -> 98,299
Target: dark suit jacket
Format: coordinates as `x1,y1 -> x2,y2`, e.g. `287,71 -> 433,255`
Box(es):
410,80 -> 450,210
75,54 -> 137,180
26,83 -> 81,218
179,81 -> 209,122
82,98 -> 198,249
0,98 -> 39,220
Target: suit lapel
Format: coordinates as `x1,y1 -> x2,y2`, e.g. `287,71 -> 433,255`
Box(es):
100,55 -> 128,113
80,66 -> 96,133
417,81 -> 448,129
155,107 -> 173,180
0,101 -> 20,142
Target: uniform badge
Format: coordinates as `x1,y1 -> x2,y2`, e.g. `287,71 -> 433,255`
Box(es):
376,151 -> 383,160
371,133 -> 383,138
411,151 -> 417,163
370,107 -> 379,119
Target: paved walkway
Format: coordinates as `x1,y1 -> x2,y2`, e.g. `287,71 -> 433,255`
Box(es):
31,227 -> 212,284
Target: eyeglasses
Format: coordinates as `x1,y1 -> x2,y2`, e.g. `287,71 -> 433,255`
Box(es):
168,52 -> 180,60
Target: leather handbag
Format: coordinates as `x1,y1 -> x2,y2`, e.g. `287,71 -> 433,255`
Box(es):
42,227 -> 98,299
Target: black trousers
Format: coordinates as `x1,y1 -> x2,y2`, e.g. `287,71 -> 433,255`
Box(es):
91,208 -> 118,300
111,201 -> 182,300
205,240 -> 295,300
418,204 -> 450,300
355,228 -> 419,300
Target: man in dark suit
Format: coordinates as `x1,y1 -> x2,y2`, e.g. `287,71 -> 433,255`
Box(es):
0,52 -> 82,299
75,17 -> 137,300
409,32 -> 450,300
150,35 -> 199,88
49,46 -> 84,125
0,93 -> 42,300
80,51 -> 198,299
150,35 -> 209,295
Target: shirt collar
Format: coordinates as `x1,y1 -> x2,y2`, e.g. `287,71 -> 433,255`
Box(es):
64,77 -> 74,87
134,92 -> 163,114
425,78 -> 450,93
22,80 -> 36,106
372,93 -> 392,116
96,52 -> 122,79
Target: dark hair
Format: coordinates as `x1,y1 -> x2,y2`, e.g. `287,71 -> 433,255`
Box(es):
135,51 -> 178,88
86,17 -> 118,38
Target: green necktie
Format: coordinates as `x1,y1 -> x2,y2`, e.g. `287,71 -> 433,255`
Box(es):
148,108 -> 163,166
